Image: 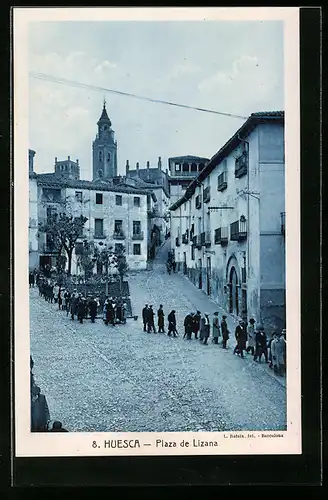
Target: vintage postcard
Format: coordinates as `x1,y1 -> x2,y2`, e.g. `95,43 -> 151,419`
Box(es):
13,7 -> 301,458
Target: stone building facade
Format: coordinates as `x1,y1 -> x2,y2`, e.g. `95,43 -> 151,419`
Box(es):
169,111 -> 285,333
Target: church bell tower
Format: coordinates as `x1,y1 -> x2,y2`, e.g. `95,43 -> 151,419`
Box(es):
92,100 -> 118,180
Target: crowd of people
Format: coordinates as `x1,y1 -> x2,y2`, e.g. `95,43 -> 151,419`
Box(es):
30,355 -> 68,432
31,270 -> 286,377
34,272 -> 129,326
141,305 -> 287,376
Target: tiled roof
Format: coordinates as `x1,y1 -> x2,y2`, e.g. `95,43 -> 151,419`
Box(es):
35,173 -> 150,195
168,155 -> 210,162
250,111 -> 284,117
169,110 -> 284,211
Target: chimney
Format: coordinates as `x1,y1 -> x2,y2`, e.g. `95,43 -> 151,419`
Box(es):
136,162 -> 139,172
126,160 -> 129,176
28,149 -> 35,173
55,157 -> 57,164
147,161 -> 150,169
68,155 -> 70,161
158,156 -> 162,170
76,159 -> 79,165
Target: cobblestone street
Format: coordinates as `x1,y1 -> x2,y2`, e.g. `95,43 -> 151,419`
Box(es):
30,242 -> 286,433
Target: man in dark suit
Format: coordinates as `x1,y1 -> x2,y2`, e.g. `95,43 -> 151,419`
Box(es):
233,319 -> 247,358
157,305 -> 165,333
31,386 -> 50,432
142,304 -> 149,332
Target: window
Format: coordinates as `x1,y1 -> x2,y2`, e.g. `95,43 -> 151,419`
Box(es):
99,151 -> 103,162
96,193 -> 103,204
98,169 -> 103,178
75,191 -> 82,202
217,171 -> 228,191
114,220 -> 123,234
133,221 -> 141,235
107,152 -> 111,162
134,197 -> 140,207
116,195 -> 122,206
191,163 -> 198,172
175,163 -> 181,172
182,162 -> 189,172
94,218 -> 104,238
133,243 -> 141,255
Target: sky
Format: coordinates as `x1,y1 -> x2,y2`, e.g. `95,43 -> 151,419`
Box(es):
28,20 -> 284,180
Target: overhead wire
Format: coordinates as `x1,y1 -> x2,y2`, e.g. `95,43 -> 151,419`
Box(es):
29,72 -> 248,120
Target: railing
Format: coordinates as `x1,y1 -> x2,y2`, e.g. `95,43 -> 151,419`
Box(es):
230,217 -> 247,241
196,234 -> 202,248
132,231 -> 144,240
203,186 -> 211,203
205,231 -> 211,246
235,152 -> 248,178
281,212 -> 285,235
195,195 -> 202,209
94,233 -> 106,239
217,171 -> 228,191
214,227 -> 229,245
113,231 -> 126,240
175,236 -> 180,247
172,170 -> 197,177
182,233 -> 189,244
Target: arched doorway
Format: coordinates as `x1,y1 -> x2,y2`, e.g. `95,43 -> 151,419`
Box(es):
229,266 -> 239,316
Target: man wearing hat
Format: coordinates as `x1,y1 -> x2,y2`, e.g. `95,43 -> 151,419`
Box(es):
212,312 -> 220,344
221,315 -> 229,349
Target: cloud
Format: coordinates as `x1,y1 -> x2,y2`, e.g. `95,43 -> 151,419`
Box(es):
94,60 -> 117,74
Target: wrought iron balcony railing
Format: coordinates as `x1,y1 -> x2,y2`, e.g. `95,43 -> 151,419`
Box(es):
113,231 -> 126,240
235,152 -> 248,178
205,231 -> 211,246
203,186 -> 211,203
217,171 -> 228,191
230,217 -> 247,241
214,227 -> 229,245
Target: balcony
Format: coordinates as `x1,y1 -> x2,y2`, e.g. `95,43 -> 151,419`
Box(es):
195,195 -> 202,210
182,233 -> 189,244
217,171 -> 228,191
235,152 -> 248,178
113,231 -> 126,240
214,227 -> 229,245
132,231 -> 144,240
230,216 -> 247,242
205,231 -> 211,246
175,236 -> 180,247
94,233 -> 106,239
281,212 -> 285,235
203,186 -> 211,203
